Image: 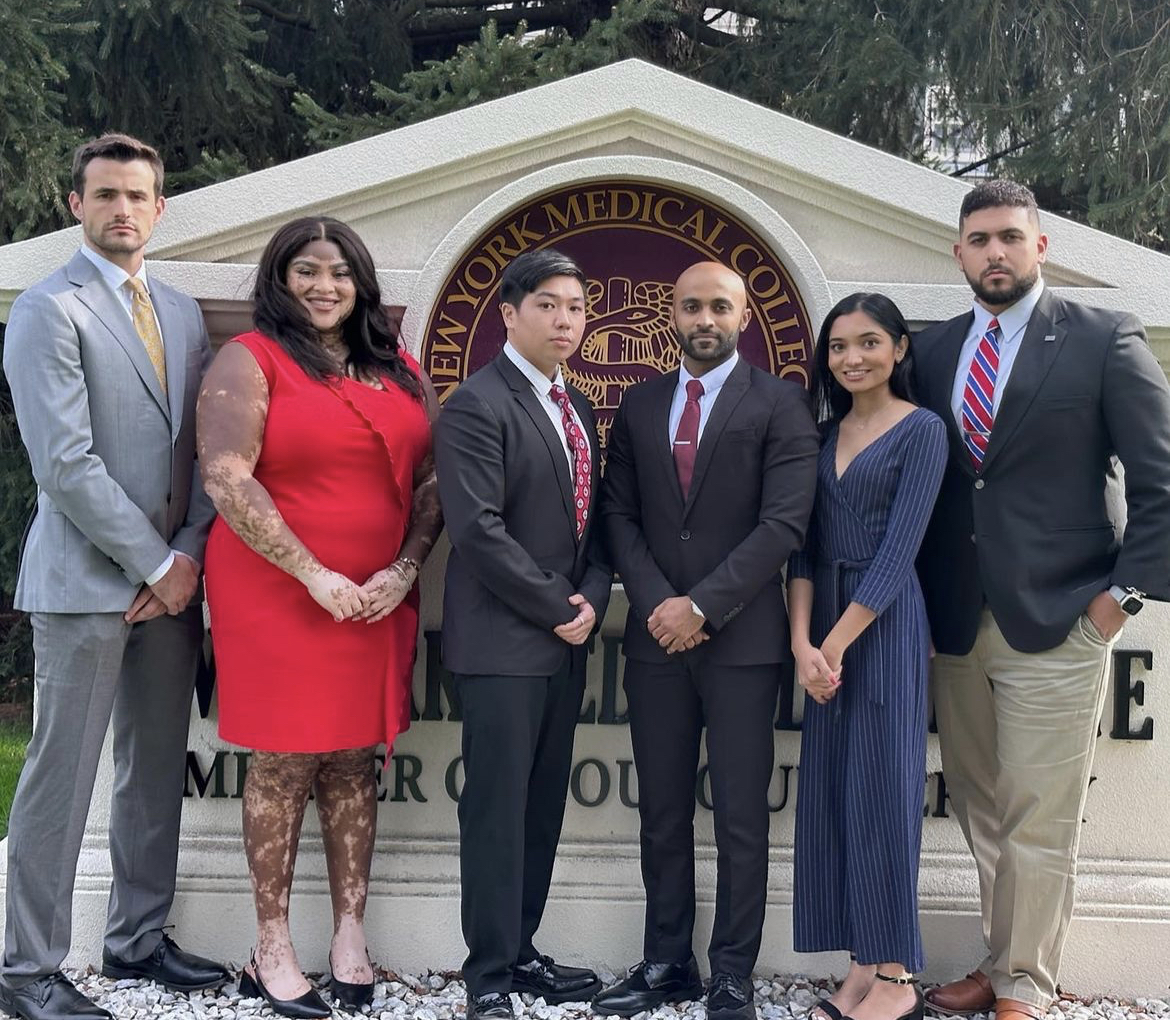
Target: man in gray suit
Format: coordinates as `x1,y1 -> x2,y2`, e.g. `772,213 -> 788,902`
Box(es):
914,180 -> 1170,1020
0,134 -> 228,1020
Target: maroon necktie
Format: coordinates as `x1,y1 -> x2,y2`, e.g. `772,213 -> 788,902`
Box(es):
550,384 -> 591,538
673,378 -> 704,497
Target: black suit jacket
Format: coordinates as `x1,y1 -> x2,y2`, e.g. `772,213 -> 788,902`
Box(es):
434,352 -> 612,677
914,288 -> 1170,655
601,358 -> 818,665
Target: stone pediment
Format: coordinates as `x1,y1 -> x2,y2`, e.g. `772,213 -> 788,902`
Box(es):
2,59 -> 1169,355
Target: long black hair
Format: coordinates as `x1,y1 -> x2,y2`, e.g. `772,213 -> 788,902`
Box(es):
252,216 -> 421,398
810,291 -> 917,425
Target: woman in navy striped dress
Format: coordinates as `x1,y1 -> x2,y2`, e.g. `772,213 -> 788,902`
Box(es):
788,293 -> 946,1020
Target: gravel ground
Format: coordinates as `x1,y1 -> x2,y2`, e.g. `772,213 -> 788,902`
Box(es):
64,968 -> 1170,1020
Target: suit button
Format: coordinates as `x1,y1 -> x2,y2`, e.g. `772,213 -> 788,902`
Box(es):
970,533 -> 977,544
680,530 -> 691,541
974,479 -> 985,490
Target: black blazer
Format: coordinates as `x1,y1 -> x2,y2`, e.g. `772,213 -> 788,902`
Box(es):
434,352 -> 612,677
601,358 -> 818,665
914,288 -> 1170,655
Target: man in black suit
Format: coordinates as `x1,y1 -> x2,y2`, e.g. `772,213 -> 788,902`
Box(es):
434,249 -> 612,1020
594,262 -> 818,1020
914,181 -> 1170,1020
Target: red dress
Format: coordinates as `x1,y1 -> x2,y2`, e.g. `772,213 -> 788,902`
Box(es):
206,331 -> 430,753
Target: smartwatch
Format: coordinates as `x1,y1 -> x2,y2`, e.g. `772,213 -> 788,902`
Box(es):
1108,585 -> 1145,616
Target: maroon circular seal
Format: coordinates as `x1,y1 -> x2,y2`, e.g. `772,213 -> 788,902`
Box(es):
421,180 -> 815,448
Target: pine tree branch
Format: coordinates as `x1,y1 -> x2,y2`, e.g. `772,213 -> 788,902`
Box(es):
407,3 -> 577,45
676,14 -> 741,47
239,0 -> 314,29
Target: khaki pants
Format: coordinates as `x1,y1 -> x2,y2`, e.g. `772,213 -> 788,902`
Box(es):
932,608 -> 1114,1008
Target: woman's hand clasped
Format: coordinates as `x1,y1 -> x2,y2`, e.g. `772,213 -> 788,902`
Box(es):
357,566 -> 414,623
303,567 -> 372,622
795,643 -> 842,705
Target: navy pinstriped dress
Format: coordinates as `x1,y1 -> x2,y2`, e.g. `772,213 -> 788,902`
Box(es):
789,407 -> 947,972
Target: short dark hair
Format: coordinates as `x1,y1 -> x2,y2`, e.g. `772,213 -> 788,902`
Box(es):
959,179 -> 1039,229
811,292 -> 917,425
253,216 -> 420,398
499,249 -> 586,308
72,133 -> 165,197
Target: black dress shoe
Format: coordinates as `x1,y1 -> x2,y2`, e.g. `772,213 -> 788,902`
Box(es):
0,972 -> 112,1020
511,954 -> 602,1004
328,950 -> 375,1012
238,958 -> 331,1020
101,934 -> 230,992
707,972 -> 756,1020
467,992 -> 515,1020
591,958 -> 704,1017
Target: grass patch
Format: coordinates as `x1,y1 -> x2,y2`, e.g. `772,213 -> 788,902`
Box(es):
0,713 -> 31,841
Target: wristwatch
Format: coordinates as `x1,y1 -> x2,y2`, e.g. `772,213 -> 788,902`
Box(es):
1108,585 -> 1145,616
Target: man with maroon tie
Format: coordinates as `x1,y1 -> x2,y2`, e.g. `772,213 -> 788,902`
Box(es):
595,262 -> 818,1020
434,249 -> 612,1020
913,180 -> 1170,1020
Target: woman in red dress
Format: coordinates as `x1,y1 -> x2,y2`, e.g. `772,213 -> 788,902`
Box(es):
197,217 -> 441,1018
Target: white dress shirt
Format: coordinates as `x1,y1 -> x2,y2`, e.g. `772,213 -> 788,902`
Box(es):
950,277 -> 1045,428
503,342 -> 588,474
79,244 -> 174,585
667,350 -> 740,446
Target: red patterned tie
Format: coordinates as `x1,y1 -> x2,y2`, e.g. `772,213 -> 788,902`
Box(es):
673,378 -> 704,497
550,384 -> 591,538
961,318 -> 1001,469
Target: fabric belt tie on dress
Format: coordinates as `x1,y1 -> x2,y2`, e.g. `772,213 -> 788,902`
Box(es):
822,557 -> 885,709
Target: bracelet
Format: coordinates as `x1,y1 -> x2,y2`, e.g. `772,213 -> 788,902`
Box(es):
390,557 -> 420,583
396,555 -> 421,574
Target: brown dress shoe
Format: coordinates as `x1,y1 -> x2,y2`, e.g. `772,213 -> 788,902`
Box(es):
924,972 -> 994,1016
994,998 -> 1047,1020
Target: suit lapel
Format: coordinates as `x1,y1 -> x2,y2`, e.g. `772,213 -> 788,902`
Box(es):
152,280 -> 187,439
68,253 -> 170,421
493,354 -> 575,533
652,369 -> 685,506
981,289 -> 1065,473
684,357 -> 751,516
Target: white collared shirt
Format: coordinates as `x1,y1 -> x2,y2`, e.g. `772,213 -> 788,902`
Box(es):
502,342 -> 588,474
950,277 -> 1045,428
79,244 -> 164,337
667,351 -> 740,446
78,244 -> 174,586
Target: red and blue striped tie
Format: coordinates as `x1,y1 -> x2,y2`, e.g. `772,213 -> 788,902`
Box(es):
961,317 -> 1001,469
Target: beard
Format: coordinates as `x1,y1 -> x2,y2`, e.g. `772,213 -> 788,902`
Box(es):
678,326 -> 738,363
88,222 -> 145,257
967,264 -> 1039,308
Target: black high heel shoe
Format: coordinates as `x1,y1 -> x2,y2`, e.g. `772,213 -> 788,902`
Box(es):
843,972 -> 924,1020
328,950 -> 375,1012
238,952 -> 331,1019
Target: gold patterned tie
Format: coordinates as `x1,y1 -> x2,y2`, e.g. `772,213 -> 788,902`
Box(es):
125,277 -> 167,394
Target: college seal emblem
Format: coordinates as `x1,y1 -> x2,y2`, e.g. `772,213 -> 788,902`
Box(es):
422,180 -> 814,448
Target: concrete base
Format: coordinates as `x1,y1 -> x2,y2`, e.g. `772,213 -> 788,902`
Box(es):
4,830 -> 1167,998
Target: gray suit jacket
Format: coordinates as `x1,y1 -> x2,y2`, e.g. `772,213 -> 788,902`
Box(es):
914,287 -> 1170,654
3,250 -> 214,612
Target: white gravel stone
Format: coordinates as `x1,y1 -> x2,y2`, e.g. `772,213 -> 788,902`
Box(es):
39,969 -> 1170,1020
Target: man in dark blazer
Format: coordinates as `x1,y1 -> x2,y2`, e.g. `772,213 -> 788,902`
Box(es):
0,134 -> 228,1020
914,180 -> 1170,1020
434,249 -> 612,1020
594,262 -> 818,1020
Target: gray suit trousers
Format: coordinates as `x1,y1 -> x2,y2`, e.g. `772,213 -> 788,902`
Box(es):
2,607 -> 201,985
